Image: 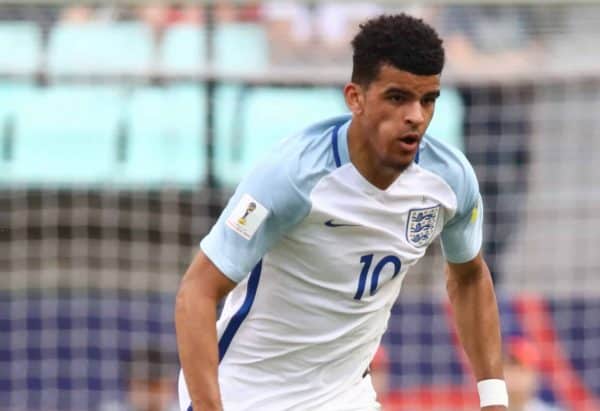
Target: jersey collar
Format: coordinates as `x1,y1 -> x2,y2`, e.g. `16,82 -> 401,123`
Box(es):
331,117 -> 351,168
332,116 -> 424,167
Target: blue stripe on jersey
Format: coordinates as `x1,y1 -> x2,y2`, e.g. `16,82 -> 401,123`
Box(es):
187,261 -> 263,411
218,260 -> 263,360
331,123 -> 342,167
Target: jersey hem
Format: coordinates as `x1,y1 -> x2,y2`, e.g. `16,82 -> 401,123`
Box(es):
444,247 -> 481,264
200,239 -> 244,283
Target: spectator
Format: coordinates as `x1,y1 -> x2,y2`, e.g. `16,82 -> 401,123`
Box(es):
166,3 -> 202,25
313,2 -> 384,64
504,337 -> 563,411
59,5 -> 137,24
99,346 -> 178,411
261,1 -> 312,66
138,3 -> 202,39
262,2 -> 384,66
60,5 -> 95,24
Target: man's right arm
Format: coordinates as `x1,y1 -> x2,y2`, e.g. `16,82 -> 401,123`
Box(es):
175,250 -> 237,411
175,137 -> 309,410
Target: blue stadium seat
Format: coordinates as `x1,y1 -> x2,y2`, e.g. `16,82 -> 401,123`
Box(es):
0,82 -> 35,183
0,82 -> 36,119
10,86 -> 123,185
47,23 -> 153,76
122,85 -> 206,186
160,25 -> 206,74
0,22 -> 42,74
426,87 -> 465,152
214,86 -> 346,186
214,23 -> 269,72
160,23 -> 268,74
213,84 -> 244,186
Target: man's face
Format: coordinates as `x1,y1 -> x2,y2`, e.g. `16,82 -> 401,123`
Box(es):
347,65 -> 440,172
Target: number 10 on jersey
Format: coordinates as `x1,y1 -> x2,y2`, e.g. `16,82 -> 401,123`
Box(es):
354,254 -> 402,300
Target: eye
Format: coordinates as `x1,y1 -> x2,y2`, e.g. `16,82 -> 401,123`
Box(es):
387,94 -> 406,103
422,96 -> 437,105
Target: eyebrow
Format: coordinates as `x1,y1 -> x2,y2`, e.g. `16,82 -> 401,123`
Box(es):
383,87 -> 441,99
424,90 -> 441,100
383,87 -> 413,96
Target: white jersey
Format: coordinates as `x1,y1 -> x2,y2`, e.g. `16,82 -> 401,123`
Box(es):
179,115 -> 483,411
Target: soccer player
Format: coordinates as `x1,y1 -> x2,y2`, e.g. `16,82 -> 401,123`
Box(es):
175,14 -> 507,411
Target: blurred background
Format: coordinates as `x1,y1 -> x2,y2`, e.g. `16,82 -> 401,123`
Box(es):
1,0 -> 600,410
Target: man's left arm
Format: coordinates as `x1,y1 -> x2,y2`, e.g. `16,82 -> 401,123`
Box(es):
440,150 -> 507,409
446,253 -> 506,411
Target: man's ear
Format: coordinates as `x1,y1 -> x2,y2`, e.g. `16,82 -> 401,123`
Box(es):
344,82 -> 365,115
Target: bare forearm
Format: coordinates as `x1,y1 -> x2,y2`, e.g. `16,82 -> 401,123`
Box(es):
447,261 -> 503,382
175,283 -> 222,411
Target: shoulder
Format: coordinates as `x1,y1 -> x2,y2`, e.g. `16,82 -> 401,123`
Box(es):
238,115 -> 347,216
256,115 -> 347,198
417,134 -> 479,213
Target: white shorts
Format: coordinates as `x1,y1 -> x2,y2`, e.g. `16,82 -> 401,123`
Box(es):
178,369 -> 380,411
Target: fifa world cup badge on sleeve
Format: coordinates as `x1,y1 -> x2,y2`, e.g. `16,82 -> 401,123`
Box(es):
226,194 -> 269,240
406,205 -> 440,247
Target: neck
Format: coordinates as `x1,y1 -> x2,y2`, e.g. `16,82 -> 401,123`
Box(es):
347,119 -> 403,190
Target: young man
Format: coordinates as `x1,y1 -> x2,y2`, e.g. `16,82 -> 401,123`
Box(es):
175,14 -> 507,411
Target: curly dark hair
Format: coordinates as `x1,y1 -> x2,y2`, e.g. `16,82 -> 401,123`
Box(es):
351,14 -> 445,86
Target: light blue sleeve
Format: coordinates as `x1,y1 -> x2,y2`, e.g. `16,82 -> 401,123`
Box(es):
440,159 -> 484,264
200,152 -> 312,283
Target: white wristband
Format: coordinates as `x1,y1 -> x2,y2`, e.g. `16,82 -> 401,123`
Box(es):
477,379 -> 509,408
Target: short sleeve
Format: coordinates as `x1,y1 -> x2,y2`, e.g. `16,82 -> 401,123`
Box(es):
200,157 -> 311,283
441,161 -> 483,263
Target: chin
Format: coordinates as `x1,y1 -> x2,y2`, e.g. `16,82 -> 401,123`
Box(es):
382,157 -> 414,172
381,162 -> 410,174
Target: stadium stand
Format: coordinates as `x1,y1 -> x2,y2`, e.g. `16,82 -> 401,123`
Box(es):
10,86 -> 123,185
123,85 -> 207,185
159,24 -> 206,75
214,86 -> 346,186
0,22 -> 42,75
47,22 -> 153,76
214,23 -> 269,72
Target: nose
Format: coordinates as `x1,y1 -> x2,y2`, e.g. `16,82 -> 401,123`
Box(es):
404,101 -> 425,128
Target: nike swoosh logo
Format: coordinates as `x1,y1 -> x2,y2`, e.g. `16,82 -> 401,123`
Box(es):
324,219 -> 359,228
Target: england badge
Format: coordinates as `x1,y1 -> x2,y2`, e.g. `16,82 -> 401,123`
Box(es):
406,206 -> 440,247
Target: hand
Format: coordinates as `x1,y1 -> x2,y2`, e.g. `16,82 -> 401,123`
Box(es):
482,406 -> 507,411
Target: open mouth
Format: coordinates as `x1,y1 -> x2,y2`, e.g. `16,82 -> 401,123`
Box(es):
396,134 -> 420,151
400,135 -> 419,145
